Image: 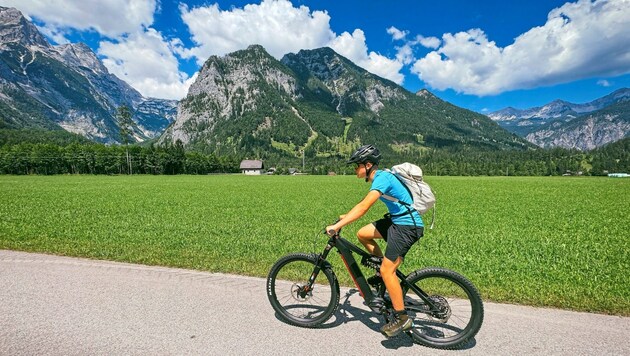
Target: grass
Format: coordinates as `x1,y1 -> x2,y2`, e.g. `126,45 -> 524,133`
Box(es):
0,175 -> 628,315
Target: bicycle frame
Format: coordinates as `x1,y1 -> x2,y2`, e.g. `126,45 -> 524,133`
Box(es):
308,233 -> 441,314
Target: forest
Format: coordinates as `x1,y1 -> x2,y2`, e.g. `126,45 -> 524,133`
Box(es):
0,129 -> 628,176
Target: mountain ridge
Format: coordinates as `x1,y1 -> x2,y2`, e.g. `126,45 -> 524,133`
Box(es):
161,44 -> 530,159
0,6 -> 176,143
487,88 -> 629,149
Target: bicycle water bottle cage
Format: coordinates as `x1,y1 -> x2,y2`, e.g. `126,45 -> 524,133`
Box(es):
361,255 -> 383,269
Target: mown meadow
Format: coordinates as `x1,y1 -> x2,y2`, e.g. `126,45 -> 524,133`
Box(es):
0,175 -> 628,315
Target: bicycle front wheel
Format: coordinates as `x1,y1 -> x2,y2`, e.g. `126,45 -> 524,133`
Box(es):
267,253 -> 340,327
403,267 -> 484,349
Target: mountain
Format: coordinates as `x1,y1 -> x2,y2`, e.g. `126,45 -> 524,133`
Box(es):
0,6 -> 176,143
160,45 -> 530,158
525,100 -> 630,150
488,88 -> 630,143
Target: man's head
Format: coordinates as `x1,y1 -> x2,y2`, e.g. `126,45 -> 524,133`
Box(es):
347,145 -> 381,181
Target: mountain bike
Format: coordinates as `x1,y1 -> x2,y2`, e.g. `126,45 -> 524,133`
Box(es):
266,226 -> 484,350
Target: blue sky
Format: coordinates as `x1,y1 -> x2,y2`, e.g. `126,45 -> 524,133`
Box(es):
3,0 -> 630,113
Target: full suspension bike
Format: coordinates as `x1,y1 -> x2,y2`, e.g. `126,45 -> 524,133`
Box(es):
266,226 -> 484,349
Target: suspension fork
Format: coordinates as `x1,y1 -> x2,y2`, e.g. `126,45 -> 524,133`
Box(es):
305,237 -> 336,290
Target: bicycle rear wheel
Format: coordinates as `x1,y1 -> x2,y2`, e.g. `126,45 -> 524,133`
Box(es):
267,253 -> 340,327
403,267 -> 484,349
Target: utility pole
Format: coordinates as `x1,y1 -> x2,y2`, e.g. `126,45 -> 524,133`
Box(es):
302,150 -> 305,172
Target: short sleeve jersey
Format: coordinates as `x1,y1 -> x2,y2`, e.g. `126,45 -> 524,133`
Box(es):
370,170 -> 424,227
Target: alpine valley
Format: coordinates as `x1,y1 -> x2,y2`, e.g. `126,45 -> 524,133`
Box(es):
0,6 -> 176,143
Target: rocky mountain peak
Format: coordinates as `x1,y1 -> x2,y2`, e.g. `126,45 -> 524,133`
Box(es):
281,47 -> 360,83
54,42 -> 108,74
0,7 -> 176,143
282,47 -> 406,115
0,6 -> 49,48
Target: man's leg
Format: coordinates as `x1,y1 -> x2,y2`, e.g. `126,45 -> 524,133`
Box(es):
356,223 -> 383,256
380,256 -> 413,337
381,256 -> 404,310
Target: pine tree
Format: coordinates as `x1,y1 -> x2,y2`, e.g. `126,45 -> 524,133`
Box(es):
115,105 -> 134,174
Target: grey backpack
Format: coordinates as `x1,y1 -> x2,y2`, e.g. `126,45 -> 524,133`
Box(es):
382,162 -> 436,228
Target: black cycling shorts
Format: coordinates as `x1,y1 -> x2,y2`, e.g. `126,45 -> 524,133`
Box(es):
373,216 -> 424,262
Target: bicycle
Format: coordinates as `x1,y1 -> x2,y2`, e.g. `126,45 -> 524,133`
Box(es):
266,225 -> 484,349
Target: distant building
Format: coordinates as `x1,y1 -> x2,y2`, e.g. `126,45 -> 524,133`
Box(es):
608,173 -> 630,178
240,160 -> 264,175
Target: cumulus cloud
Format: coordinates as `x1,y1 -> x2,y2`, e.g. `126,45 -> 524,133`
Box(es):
412,0 -> 630,96
329,29 -> 404,84
180,0 -> 335,61
180,0 -> 405,84
415,35 -> 441,49
2,0 -> 156,39
387,26 -> 408,41
99,29 -> 193,100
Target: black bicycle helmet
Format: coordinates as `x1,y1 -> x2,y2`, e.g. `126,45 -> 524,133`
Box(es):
347,144 -> 381,165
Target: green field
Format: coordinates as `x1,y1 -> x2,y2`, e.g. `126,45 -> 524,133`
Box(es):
1,175 -> 628,315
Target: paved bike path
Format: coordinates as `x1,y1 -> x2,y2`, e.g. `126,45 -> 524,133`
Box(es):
1,250 -> 628,355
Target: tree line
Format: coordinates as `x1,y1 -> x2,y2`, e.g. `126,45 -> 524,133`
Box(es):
0,141 -> 241,175
0,130 -> 627,176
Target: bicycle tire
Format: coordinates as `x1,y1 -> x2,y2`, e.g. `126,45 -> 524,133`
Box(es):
267,253 -> 340,327
403,267 -> 484,349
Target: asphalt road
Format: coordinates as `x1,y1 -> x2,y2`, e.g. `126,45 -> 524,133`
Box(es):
1,250 -> 629,355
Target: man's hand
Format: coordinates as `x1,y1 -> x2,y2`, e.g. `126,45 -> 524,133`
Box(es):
325,224 -> 339,236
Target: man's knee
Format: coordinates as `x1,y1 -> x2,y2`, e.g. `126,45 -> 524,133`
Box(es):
380,257 -> 401,276
356,225 -> 375,241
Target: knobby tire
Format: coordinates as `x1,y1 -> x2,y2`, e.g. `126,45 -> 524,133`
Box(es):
403,267 -> 484,349
267,253 -> 340,327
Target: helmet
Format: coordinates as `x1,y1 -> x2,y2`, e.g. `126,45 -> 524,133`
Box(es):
347,144 -> 381,165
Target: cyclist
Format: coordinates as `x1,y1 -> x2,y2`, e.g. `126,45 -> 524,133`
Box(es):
325,144 -> 424,338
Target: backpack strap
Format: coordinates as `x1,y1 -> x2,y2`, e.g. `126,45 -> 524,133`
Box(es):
382,171 -> 436,230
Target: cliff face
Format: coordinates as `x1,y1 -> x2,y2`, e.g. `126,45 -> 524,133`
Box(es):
0,6 -> 176,142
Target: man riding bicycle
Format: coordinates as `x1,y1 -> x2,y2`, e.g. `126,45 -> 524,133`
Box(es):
325,144 -> 424,338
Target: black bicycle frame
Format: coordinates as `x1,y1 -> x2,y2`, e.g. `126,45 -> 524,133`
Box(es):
308,233 -> 440,312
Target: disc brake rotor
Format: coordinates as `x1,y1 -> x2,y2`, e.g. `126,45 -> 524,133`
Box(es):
429,295 -> 452,322
291,283 -> 312,302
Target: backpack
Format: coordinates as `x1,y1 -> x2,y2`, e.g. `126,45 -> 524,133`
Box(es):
382,162 -> 436,228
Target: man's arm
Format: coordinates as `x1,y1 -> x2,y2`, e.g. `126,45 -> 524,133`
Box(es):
326,190 -> 382,235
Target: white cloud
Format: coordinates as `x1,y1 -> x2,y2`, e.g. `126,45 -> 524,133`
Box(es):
412,0 -> 630,96
99,29 -> 192,100
415,35 -> 441,49
329,29 -> 404,84
395,43 -> 415,65
180,0 -> 404,84
597,79 -> 611,87
387,26 -> 408,41
2,0 -> 156,39
180,0 -> 335,61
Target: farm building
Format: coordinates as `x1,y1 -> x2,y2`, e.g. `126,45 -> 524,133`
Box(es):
240,160 -> 264,175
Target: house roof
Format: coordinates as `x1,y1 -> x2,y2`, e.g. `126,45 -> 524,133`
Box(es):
240,160 -> 264,169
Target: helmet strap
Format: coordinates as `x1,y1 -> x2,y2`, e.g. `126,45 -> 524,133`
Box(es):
365,163 -> 377,182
